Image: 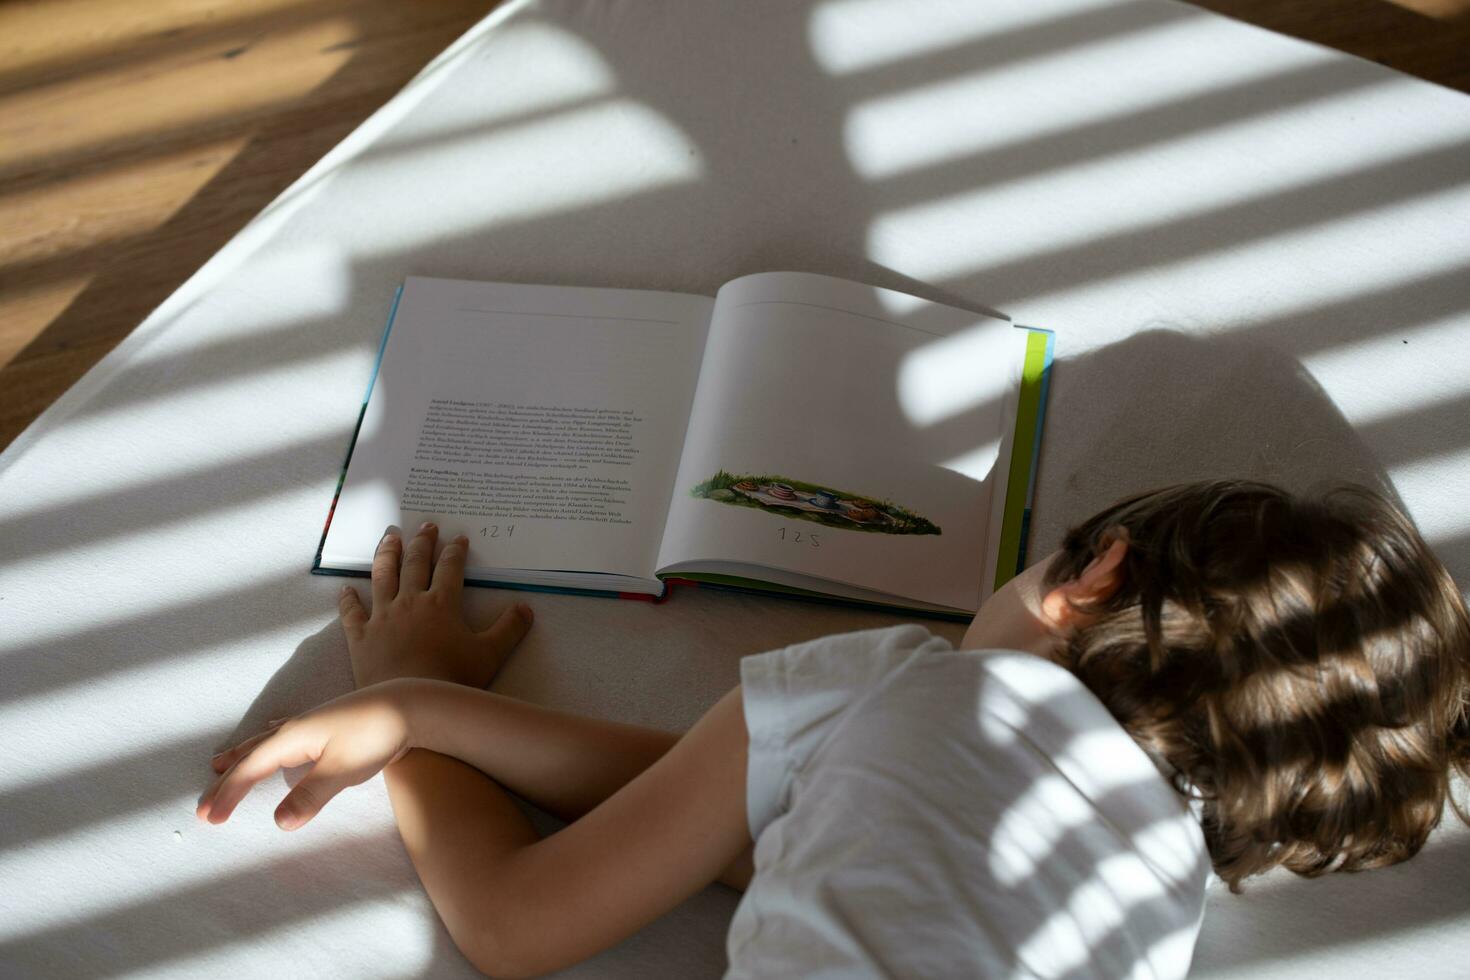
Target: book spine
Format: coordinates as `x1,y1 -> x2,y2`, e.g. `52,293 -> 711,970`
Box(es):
311,285 -> 403,573
309,563 -> 667,603
661,578 -> 971,623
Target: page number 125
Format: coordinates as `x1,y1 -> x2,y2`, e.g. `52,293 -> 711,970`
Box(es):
778,527 -> 819,547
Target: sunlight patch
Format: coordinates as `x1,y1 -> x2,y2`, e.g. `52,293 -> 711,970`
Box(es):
366,20 -> 617,153
351,100 -> 702,258
843,17 -> 1328,180
0,816 -> 396,944
126,245 -> 352,368
897,321 -> 1018,427
866,92 -> 1463,287
941,439 -> 1003,481
1300,317 -> 1470,427
1394,448 -> 1470,544
0,486 -> 330,661
108,897 -> 438,980
807,0 -> 1181,75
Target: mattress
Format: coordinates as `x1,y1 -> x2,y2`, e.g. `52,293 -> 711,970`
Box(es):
2,1 -> 1467,976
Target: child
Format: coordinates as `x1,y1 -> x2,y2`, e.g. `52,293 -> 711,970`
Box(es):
198,480 -> 1470,978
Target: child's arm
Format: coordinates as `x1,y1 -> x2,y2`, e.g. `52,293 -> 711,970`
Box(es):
387,682 -> 750,977
200,678 -> 752,978
378,683 -> 756,889
333,522 -> 755,888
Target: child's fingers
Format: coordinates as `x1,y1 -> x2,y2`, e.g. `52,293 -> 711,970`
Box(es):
338,585 -> 367,636
201,729 -> 319,824
273,760 -> 354,831
478,603 -> 534,663
400,522 -> 438,593
197,750 -> 252,821
431,534 -> 468,599
210,726 -> 278,773
200,765 -> 271,825
372,530 -> 402,606
198,764 -> 231,810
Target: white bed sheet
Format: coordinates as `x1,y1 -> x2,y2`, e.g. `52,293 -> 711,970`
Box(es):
2,1 -> 1467,976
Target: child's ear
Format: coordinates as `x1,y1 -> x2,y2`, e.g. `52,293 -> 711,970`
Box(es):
1039,532 -> 1129,630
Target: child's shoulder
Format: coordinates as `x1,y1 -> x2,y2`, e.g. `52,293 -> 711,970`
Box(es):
742,622 -> 952,679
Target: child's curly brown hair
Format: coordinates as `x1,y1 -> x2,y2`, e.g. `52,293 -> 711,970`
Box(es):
1045,480 -> 1470,892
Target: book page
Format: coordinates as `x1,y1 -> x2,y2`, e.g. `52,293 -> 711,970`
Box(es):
655,273 -> 1022,612
320,277 -> 713,582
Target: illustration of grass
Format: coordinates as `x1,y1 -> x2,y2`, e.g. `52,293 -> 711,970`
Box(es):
691,470 -> 940,535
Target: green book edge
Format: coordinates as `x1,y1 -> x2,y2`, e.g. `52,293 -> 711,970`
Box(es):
993,328 -> 1054,591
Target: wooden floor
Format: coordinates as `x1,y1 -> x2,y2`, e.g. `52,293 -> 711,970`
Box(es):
1,0 -> 1467,452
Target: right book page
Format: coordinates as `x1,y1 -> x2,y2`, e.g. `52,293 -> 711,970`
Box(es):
655,272 -> 1026,613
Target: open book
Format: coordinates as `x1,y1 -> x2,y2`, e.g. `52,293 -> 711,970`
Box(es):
314,272 -> 1052,618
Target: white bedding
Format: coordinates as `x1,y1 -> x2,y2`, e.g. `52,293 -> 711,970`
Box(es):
2,1 -> 1467,976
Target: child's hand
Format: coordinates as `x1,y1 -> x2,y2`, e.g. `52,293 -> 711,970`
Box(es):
197,681 -> 415,830
339,522 -> 534,689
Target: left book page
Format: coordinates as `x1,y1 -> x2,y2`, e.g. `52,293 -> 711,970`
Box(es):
316,277 -> 715,595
